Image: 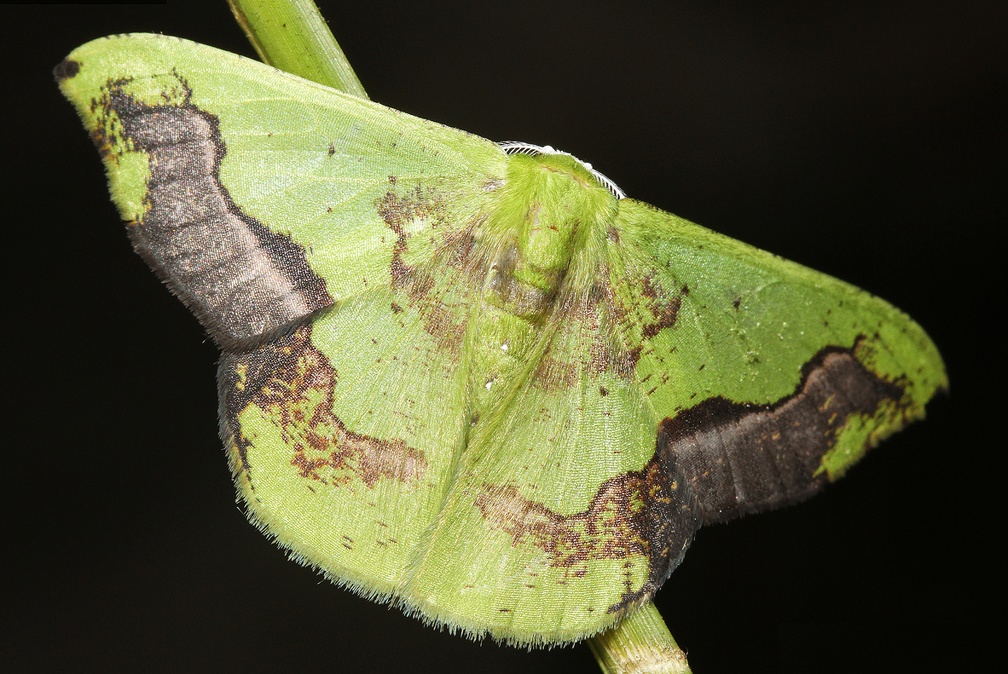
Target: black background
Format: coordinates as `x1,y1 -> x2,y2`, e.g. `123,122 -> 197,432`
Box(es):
3,1 -> 1003,672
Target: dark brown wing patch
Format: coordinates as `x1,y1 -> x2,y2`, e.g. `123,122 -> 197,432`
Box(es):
664,345 -> 906,523
90,75 -> 332,347
219,323 -> 426,491
53,58 -> 80,82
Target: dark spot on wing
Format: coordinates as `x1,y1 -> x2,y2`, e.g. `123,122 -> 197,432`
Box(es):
86,75 -> 332,348
376,186 -> 443,301
53,58 -> 80,82
219,324 -> 426,490
638,274 -> 685,340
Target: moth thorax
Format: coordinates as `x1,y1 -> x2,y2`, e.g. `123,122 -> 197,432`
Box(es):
465,153 -> 618,410
496,153 -> 616,305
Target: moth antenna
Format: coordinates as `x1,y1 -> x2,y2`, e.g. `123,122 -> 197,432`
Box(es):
498,141 -> 626,200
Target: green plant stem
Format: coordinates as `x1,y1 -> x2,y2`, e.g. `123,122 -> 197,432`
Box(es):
226,0 -> 367,97
225,2 -> 690,672
589,602 -> 692,674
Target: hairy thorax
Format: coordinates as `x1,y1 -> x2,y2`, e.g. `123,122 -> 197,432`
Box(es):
465,152 -> 617,416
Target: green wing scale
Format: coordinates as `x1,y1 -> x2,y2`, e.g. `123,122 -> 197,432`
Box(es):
57,34 -> 946,644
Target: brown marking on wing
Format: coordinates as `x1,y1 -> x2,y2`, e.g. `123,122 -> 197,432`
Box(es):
474,445 -> 698,615
530,280 -> 641,391
84,74 -> 332,347
591,241 -> 693,371
374,187 -> 473,353
639,276 -> 687,339
52,58 -> 80,82
475,343 -> 905,612
606,271 -> 687,371
664,344 -> 906,523
441,228 -> 478,269
376,187 -> 443,302
220,324 -> 426,490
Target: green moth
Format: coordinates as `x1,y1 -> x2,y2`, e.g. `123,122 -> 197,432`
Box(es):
56,34 -> 945,645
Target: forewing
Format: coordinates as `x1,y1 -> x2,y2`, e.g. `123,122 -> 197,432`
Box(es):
56,34 -> 506,347
607,199 -> 947,523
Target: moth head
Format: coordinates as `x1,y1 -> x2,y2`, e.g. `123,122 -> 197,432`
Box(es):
498,141 -> 626,199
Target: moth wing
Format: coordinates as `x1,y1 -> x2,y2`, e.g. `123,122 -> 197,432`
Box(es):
605,199 -> 947,522
57,34 -> 506,347
399,198 -> 946,643
399,225 -> 701,644
58,34 -> 946,644
59,34 -> 509,603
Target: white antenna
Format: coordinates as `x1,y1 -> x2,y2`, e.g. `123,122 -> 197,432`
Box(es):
498,141 -> 626,200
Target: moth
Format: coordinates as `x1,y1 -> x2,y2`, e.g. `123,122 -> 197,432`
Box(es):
56,34 -> 945,646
